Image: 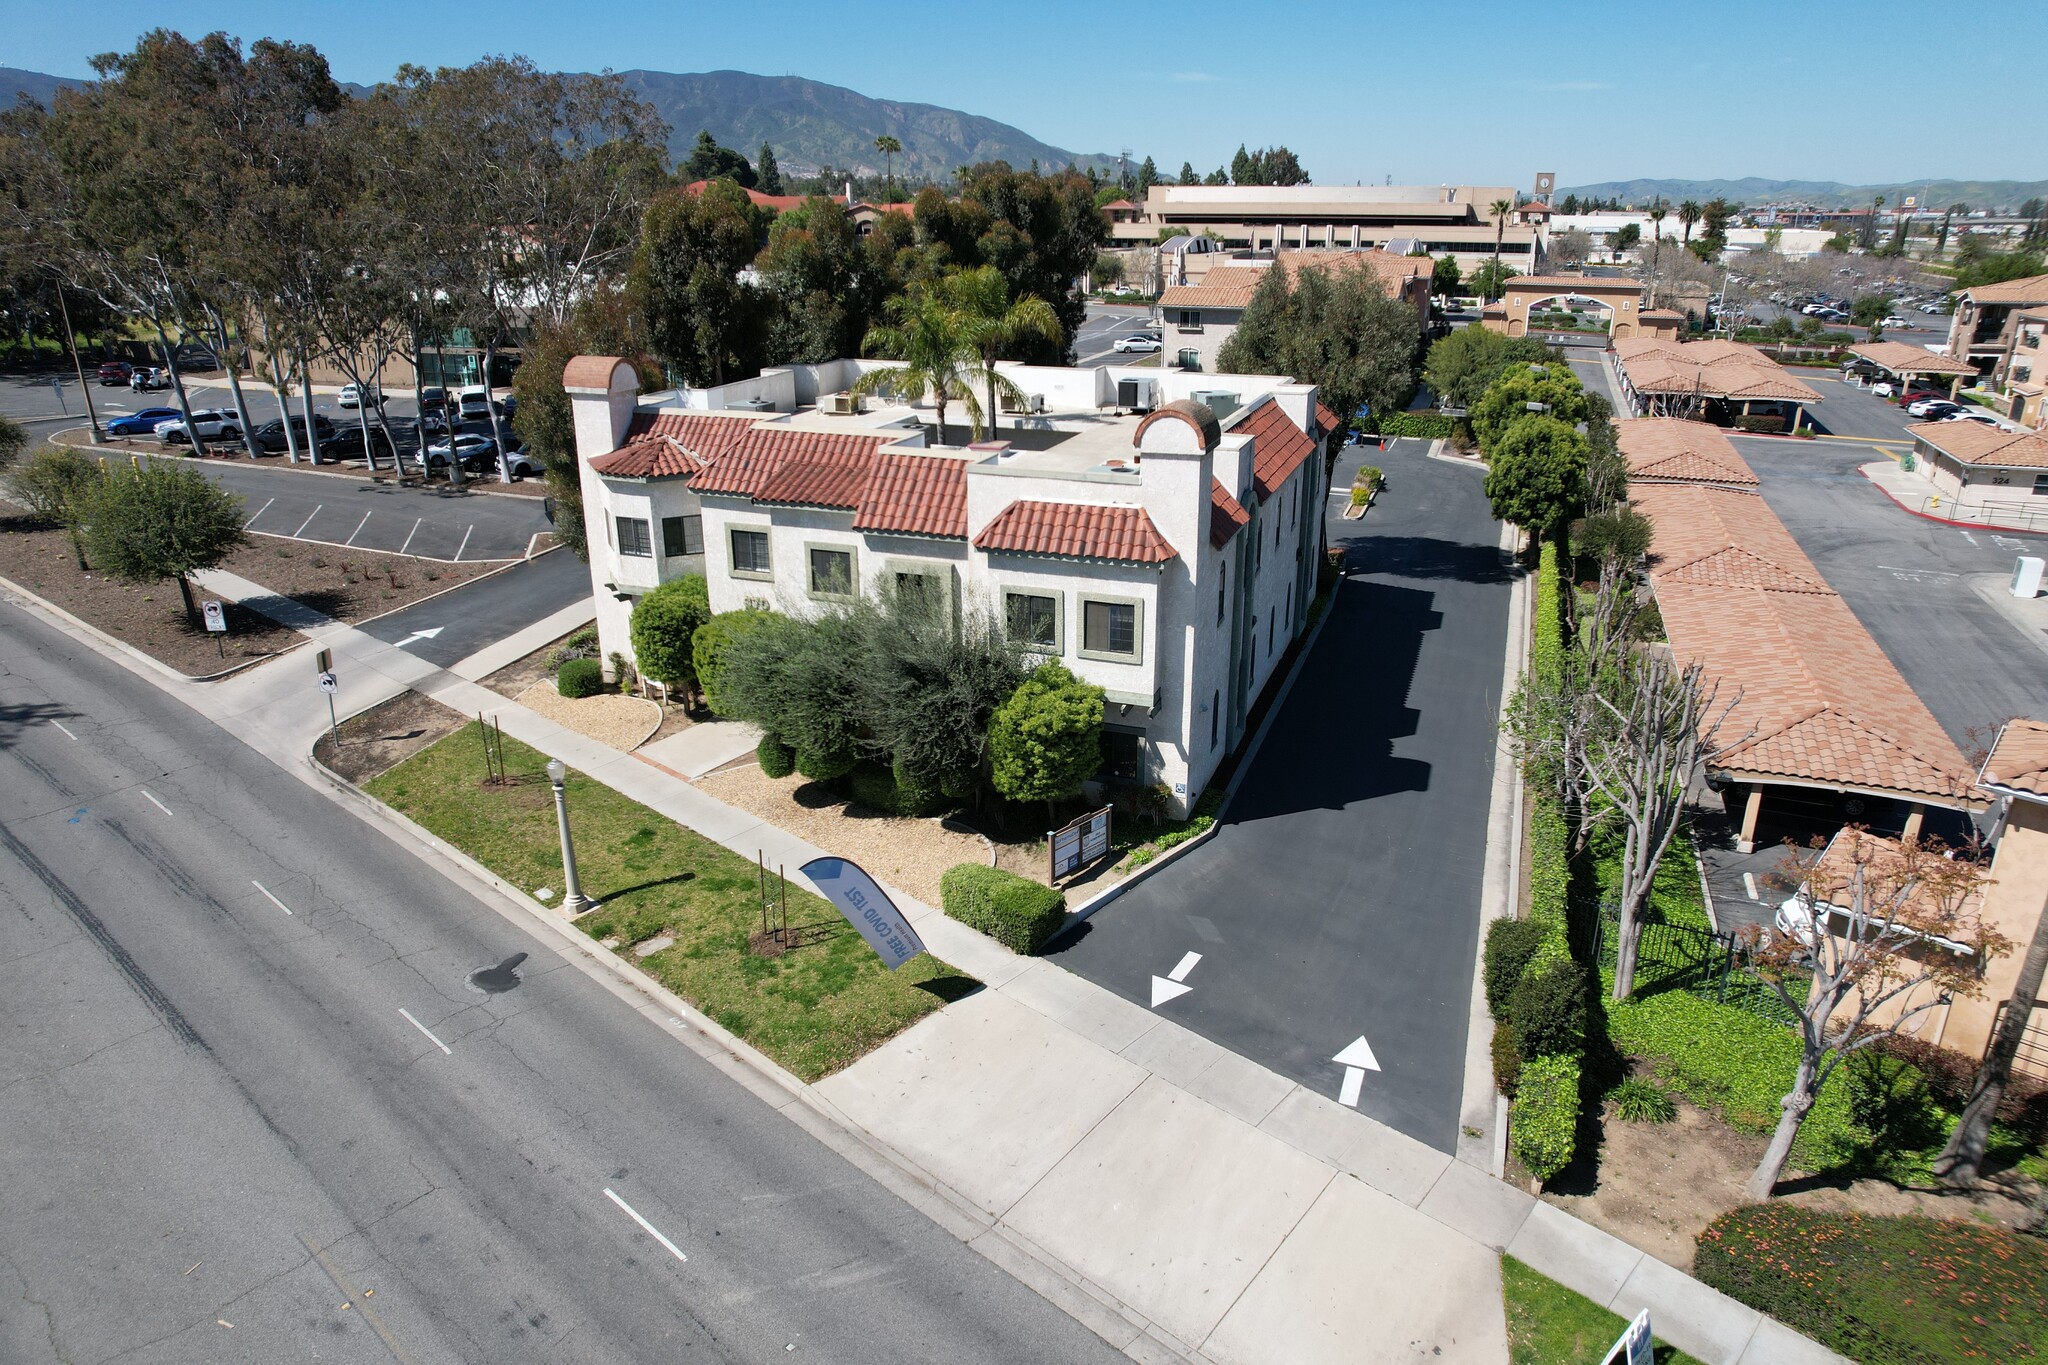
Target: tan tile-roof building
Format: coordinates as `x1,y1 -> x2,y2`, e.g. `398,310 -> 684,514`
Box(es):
1908,421 -> 2048,470
1844,341 -> 1975,379
1616,417 -> 1760,488
1613,337 -> 1823,426
1945,272 -> 2048,379
1981,719 -> 2048,801
1961,272 -> 2048,306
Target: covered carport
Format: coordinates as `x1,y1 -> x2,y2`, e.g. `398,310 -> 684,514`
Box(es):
1842,340 -> 1976,401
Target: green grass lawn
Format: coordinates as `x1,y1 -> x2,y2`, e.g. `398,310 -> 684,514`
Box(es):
1501,1256 -> 1705,1365
366,722 -> 973,1080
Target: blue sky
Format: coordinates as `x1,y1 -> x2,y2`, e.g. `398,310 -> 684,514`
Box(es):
9,0 -> 2044,188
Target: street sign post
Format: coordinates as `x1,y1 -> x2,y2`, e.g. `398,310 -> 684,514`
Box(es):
201,599 -> 226,657
1601,1309 -> 1653,1365
315,651 -> 340,748
1049,805 -> 1112,882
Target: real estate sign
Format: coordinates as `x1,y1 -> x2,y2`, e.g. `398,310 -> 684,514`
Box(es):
799,856 -> 926,970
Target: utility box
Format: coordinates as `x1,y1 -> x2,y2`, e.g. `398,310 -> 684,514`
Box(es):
2013,555 -> 2045,600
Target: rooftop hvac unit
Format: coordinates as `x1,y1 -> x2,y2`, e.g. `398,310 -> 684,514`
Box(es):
1190,389 -> 1238,420
826,392 -> 861,416
732,396 -> 772,411
1117,378 -> 1157,411
1001,391 -> 1045,415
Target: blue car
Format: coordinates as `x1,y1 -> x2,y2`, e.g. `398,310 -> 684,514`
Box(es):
106,406 -> 182,437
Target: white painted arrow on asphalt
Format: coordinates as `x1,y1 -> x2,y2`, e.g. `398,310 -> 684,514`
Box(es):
1333,1035 -> 1381,1108
395,626 -> 445,648
1149,951 -> 1202,1007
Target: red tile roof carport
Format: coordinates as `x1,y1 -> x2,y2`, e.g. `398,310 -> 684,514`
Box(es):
973,501 -> 1177,564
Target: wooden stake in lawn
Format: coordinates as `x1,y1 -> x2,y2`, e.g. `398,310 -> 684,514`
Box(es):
758,851 -> 769,937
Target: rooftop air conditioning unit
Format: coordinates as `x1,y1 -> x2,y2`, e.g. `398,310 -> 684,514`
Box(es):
827,392 -> 860,416
1001,391 -> 1045,415
1117,378 -> 1157,411
1190,389 -> 1238,421
733,396 -> 772,412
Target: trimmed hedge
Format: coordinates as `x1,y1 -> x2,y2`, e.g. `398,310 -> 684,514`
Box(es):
756,732 -> 795,778
1510,961 -> 1587,1062
891,757 -> 946,817
1511,1054 -> 1580,1181
1485,918 -> 1548,1020
1492,1021 -> 1523,1097
848,762 -> 899,813
1373,412 -> 1454,439
795,745 -> 856,782
1694,1207 -> 2048,1365
939,864 -> 1068,955
557,657 -> 605,698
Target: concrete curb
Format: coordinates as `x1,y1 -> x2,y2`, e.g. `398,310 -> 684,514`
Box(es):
1856,463 -> 2048,535
304,743 -> 1210,1365
0,571 -> 292,685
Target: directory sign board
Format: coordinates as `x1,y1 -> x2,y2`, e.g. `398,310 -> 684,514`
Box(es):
1049,805 -> 1112,881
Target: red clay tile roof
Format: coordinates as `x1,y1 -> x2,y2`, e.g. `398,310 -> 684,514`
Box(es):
1316,402 -> 1343,441
588,412 -> 757,479
1231,397 -> 1317,503
1910,422 -> 2048,470
1617,418 -> 1760,488
1635,482 -> 1975,806
690,428 -> 892,499
1961,272 -> 2048,305
1613,337 -> 1824,404
851,452 -> 970,538
1210,479 -> 1250,549
563,355 -> 634,392
1846,342 -> 1975,377
682,179 -> 822,214
973,501 -> 1177,564
1981,719 -> 2048,801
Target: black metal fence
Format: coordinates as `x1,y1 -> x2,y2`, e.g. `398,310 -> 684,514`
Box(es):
1588,902 -> 1804,1027
1988,1000 -> 2048,1081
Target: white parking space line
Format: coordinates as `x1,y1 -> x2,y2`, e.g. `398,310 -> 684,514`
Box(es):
251,880 -> 294,915
51,720 -> 78,741
345,510 -> 373,545
244,496 -> 275,529
140,789 -> 174,816
454,525 -> 473,561
399,518 -> 423,556
292,505 -> 324,536
398,1008 -> 453,1055
603,1188 -> 689,1264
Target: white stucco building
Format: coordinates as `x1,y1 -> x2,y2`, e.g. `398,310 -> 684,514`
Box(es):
565,355 -> 1337,814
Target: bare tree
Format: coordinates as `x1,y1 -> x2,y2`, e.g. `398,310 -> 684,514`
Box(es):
1745,832 -> 2008,1199
1585,653 -> 1744,1000
1936,853 -> 2048,1185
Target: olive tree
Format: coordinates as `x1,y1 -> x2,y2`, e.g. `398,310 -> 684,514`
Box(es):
80,458 -> 247,623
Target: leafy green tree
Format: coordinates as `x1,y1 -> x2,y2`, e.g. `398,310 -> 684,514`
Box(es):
1483,414 -> 1588,547
989,662 -> 1103,818
1432,254 -> 1462,295
1953,249 -> 2046,291
685,130 -> 756,187
635,178 -> 770,386
756,143 -> 783,196
1612,222 -> 1641,254
1471,361 -> 1590,451
1851,293 -> 1894,339
80,457 -> 246,623
693,608 -> 779,714
1216,262 -> 1419,420
949,265 -> 1063,441
1136,156 -> 1158,195
851,282 -> 983,443
1202,166 -> 1228,186
1423,327 -> 1553,412
1467,258 -> 1519,301
756,195 -> 909,364
5,446 -> 101,568
629,575 -> 711,692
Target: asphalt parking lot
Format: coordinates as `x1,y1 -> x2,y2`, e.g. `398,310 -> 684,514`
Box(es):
1800,372 -> 1934,442
1072,304 -> 1159,366
215,462 -> 546,561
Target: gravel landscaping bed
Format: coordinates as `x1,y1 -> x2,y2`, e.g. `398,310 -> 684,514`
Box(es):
696,762 -> 995,908
514,679 -> 662,751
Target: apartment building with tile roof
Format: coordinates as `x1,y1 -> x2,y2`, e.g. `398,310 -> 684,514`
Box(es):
1155,250 -> 1433,376
566,356 -> 1333,814
1944,272 -> 2048,378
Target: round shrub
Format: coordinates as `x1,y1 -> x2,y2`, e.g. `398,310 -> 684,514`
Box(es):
848,762 -> 900,813
557,657 -> 605,698
1492,1020 -> 1523,1098
795,745 -> 856,782
756,732 -> 795,779
1484,918 -> 1547,1021
939,863 -> 1067,954
892,757 -> 946,817
1509,961 -> 1586,1062
1510,1053 -> 1580,1183
1610,1077 -> 1676,1124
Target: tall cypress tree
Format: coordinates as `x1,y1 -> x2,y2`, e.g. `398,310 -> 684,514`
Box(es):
756,142 -> 783,195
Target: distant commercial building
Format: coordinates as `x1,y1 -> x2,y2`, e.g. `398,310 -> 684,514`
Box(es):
1106,184 -> 1543,271
1943,272 -> 2048,379
1547,212 -> 1834,260
1155,250 -> 1432,374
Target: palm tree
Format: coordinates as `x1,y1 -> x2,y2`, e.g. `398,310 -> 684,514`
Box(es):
949,266 -> 1064,442
874,134 -> 902,200
1677,199 -> 1701,246
1938,202 -> 1967,255
851,284 -> 981,444
1488,198 -> 1513,300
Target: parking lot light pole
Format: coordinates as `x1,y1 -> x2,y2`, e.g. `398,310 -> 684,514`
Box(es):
546,758 -> 591,915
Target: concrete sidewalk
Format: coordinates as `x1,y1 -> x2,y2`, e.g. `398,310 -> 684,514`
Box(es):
3,572 -> 1848,1365
1860,456 -> 2048,534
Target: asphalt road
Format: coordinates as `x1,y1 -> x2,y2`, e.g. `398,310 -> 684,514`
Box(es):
0,599 -> 1128,1365
359,549 -> 591,667
1046,438 -> 1512,1152
1730,434 -> 2048,750
1071,305 -> 1159,367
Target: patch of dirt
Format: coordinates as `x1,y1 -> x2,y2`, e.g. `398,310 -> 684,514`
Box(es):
480,632 -> 576,700
313,690 -> 469,783
1542,1091 -> 2043,1270
513,680 -> 661,751
695,762 -> 995,907
225,538 -> 496,618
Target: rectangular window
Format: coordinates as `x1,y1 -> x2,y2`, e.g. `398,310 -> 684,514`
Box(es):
730,528 -> 770,576
1177,309 -> 1202,331
1082,599 -> 1137,657
2035,474 -> 2048,496
895,571 -> 935,606
661,514 -> 703,558
1098,730 -> 1143,784
1005,591 -> 1059,649
1210,689 -> 1220,749
616,516 -> 652,558
808,546 -> 855,598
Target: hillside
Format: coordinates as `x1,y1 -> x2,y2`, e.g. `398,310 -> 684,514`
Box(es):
610,69 -> 1113,179
0,66 -> 84,109
1561,175 -> 2048,211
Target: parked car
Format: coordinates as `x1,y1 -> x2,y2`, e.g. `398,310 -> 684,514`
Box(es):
1869,380 -> 1897,397
1113,334 -> 1164,354
338,383 -> 384,409
416,433 -> 499,472
1902,388 -> 1950,406
156,409 -> 244,444
1907,398 -> 1963,418
419,385 -> 447,408
251,414 -> 337,452
171,342 -> 219,371
96,360 -> 134,386
1879,316 -> 1910,330
1938,409 -> 2000,426
319,426 -> 400,462
1919,303 -> 1943,314
125,366 -> 168,392
501,448 -> 543,480
105,406 -> 181,437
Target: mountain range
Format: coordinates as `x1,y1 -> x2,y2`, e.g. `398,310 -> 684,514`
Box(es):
1559,176 -> 2048,212
0,64 -> 1114,182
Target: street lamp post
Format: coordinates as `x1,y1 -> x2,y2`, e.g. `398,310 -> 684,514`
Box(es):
546,758 -> 591,915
